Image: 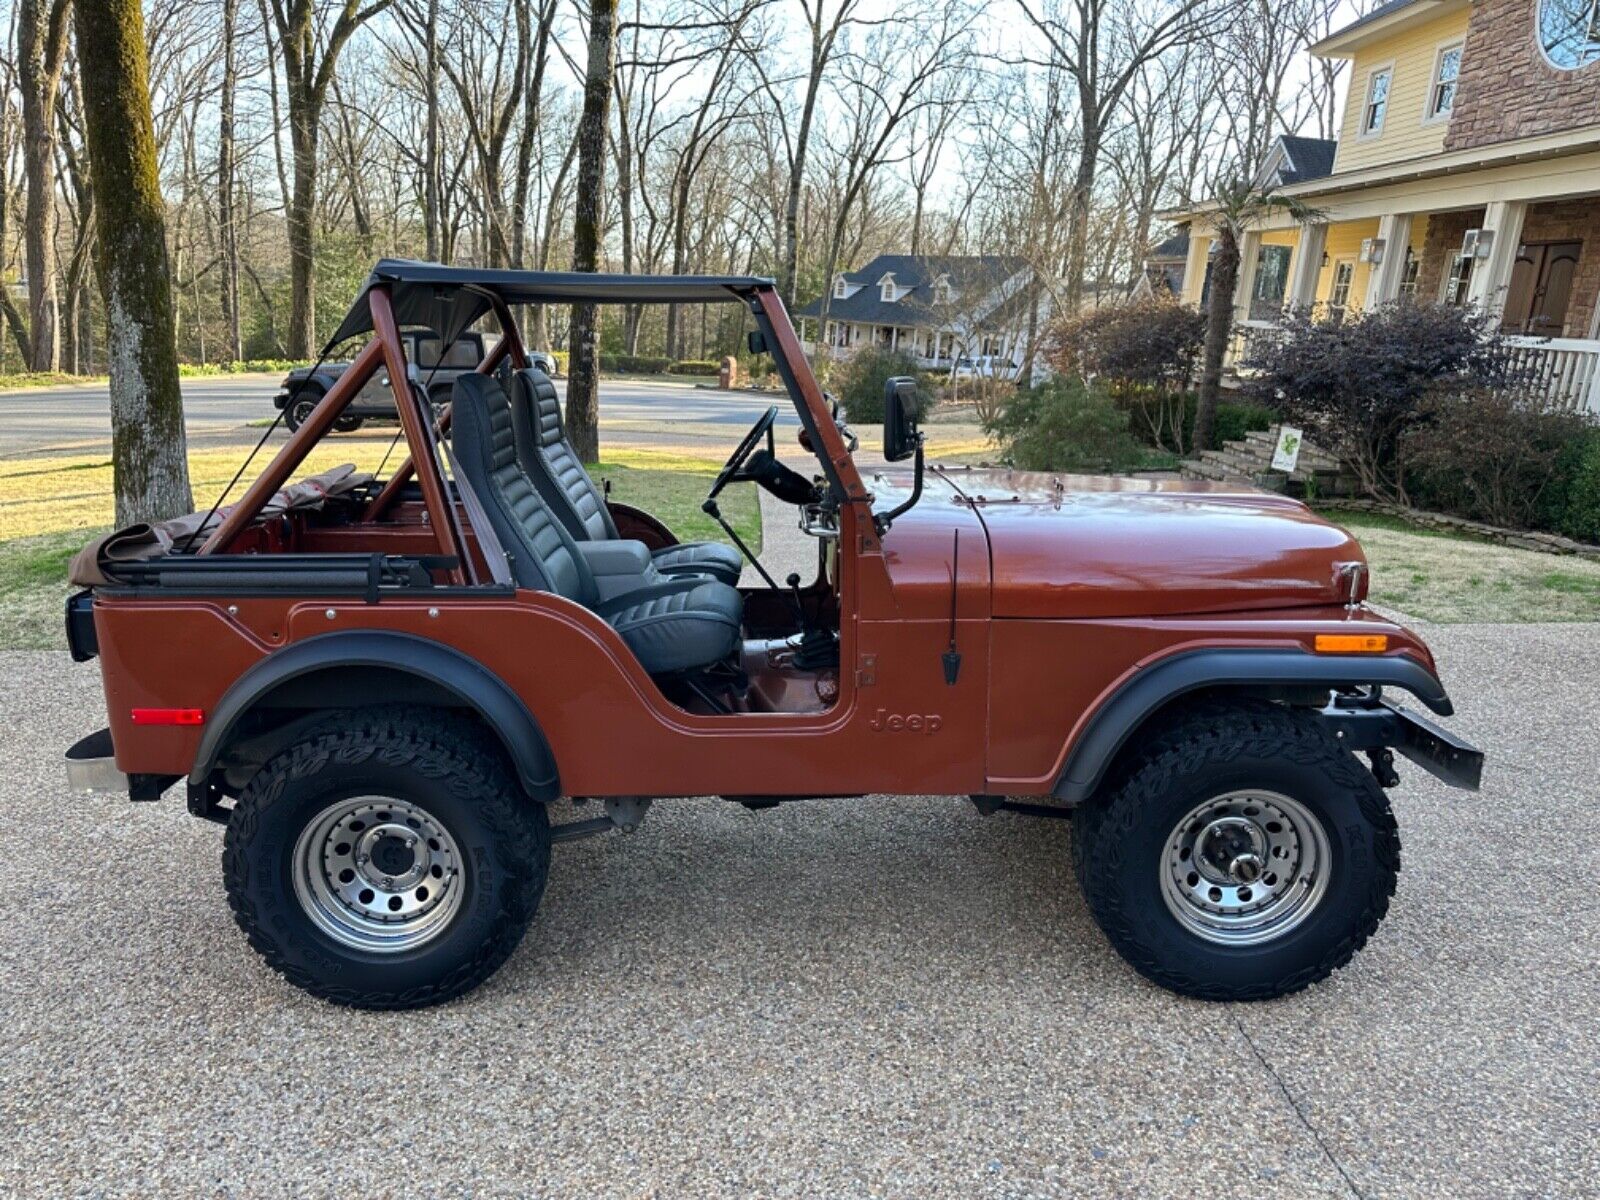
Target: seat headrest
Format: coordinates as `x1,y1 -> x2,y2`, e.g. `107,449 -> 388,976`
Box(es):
514,367 -> 564,449
450,373 -> 517,470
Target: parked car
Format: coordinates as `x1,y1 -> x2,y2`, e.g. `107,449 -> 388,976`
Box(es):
66,259 -> 1482,1010
950,353 -> 1011,380
275,330 -> 559,431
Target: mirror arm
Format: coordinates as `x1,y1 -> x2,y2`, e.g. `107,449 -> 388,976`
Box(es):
874,438 -> 924,538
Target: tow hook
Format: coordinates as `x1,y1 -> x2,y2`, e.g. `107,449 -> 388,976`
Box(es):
1367,748 -> 1400,789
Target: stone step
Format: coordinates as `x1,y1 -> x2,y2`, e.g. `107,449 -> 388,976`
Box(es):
1241,429 -> 1343,470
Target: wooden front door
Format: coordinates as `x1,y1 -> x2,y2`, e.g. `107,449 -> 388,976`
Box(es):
1503,241 -> 1583,335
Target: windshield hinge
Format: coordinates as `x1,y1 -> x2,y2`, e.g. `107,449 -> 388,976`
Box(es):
855,653 -> 877,687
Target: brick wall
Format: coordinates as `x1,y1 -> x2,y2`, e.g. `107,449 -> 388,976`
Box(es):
1445,0 -> 1600,152
1522,198 -> 1600,337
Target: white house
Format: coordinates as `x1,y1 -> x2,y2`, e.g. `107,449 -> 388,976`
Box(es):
794,254 -> 1048,375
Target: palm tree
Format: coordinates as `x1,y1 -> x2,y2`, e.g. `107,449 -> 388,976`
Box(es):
1194,177 -> 1321,452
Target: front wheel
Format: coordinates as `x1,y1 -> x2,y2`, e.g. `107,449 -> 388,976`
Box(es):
223,708 -> 550,1009
1073,701 -> 1400,1001
283,388 -> 322,432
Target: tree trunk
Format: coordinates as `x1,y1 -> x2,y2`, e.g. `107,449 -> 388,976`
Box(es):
423,0 -> 441,261
74,0 -> 193,524
18,0 -> 70,373
564,0 -> 616,465
1194,225 -> 1240,454
285,90 -> 318,357
219,0 -> 242,360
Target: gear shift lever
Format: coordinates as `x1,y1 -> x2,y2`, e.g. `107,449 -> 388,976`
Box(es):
785,571 -> 839,670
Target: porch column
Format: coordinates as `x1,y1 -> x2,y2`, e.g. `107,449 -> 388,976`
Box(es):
1287,223 -> 1328,309
1180,233 -> 1211,308
1233,230 -> 1264,323
1363,213 -> 1414,309
1465,200 -> 1528,319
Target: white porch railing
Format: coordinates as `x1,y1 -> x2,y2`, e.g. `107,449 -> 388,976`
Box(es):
1504,336 -> 1600,414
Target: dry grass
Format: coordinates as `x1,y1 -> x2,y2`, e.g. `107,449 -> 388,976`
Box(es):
1326,509 -> 1600,624
0,445 -> 757,650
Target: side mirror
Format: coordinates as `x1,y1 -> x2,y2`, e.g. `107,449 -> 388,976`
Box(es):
747,330 -> 767,355
883,376 -> 922,462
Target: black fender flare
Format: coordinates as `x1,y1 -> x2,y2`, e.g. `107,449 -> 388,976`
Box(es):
1052,649 -> 1452,804
190,630 -> 560,800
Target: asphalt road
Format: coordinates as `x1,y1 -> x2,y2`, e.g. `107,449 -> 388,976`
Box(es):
3,621 -> 1596,1197
0,373 -> 796,459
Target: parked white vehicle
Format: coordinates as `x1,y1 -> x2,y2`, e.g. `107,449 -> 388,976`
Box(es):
949,354 -> 1011,380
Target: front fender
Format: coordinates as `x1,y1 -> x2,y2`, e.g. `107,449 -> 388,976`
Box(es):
189,630 -> 560,800
1053,648 -> 1453,804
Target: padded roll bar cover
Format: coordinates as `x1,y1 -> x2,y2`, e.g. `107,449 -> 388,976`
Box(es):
189,630 -> 560,800
1052,649 -> 1452,804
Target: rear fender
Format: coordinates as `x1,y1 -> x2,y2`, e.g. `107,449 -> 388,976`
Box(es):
190,630 -> 560,800
1053,648 -> 1454,803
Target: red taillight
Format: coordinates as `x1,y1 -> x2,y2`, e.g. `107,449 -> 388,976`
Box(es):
130,707 -> 205,726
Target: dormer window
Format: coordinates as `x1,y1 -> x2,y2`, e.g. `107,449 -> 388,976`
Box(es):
879,273 -> 897,302
933,274 -> 952,304
833,274 -> 847,299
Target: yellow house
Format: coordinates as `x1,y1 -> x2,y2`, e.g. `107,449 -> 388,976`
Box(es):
1169,0 -> 1600,410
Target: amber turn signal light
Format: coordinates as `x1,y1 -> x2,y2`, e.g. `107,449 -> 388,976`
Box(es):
1313,634 -> 1388,654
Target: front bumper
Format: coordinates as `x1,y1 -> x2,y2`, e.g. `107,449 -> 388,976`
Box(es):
1322,696 -> 1484,791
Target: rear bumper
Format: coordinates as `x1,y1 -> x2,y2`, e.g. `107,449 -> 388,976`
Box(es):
65,728 -> 126,793
1321,697 -> 1484,791
65,729 -> 178,801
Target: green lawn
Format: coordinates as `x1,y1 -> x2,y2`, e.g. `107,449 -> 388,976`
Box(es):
1322,508 -> 1600,623
0,449 -> 757,651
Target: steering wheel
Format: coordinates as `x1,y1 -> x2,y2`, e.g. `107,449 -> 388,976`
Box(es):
708,406 -> 779,499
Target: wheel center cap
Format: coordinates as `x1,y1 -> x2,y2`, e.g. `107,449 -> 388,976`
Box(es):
355,822 -> 427,889
1196,816 -> 1267,884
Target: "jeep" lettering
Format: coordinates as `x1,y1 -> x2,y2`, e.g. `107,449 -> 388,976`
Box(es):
869,708 -> 942,734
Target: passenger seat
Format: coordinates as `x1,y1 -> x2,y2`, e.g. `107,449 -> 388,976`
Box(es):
449,374 -> 743,675
510,367 -> 744,585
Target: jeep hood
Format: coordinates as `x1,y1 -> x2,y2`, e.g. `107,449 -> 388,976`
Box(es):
928,466 -> 1364,619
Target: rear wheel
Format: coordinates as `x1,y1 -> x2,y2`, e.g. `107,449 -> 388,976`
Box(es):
1072,701 -> 1399,1001
223,708 -> 550,1009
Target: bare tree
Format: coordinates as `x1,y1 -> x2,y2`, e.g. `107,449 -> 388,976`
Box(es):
265,0 -> 395,356
16,0 -> 70,370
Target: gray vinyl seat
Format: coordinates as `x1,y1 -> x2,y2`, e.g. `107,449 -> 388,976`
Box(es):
450,374 -> 743,675
510,367 -> 744,585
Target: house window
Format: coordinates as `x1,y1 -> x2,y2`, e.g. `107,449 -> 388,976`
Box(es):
833,275 -> 846,299
1398,250 -> 1420,299
1428,43 -> 1463,119
1250,245 -> 1292,319
933,275 -> 951,304
1361,68 -> 1392,136
1328,260 -> 1356,318
1538,0 -> 1600,70
881,281 -> 895,302
1442,252 -> 1474,306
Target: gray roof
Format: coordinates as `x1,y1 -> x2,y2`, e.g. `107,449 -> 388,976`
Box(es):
1147,231 -> 1191,262
1278,136 -> 1338,184
331,259 -> 772,347
793,254 -> 1030,326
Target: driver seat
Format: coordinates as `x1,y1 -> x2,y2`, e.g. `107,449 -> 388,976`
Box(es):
510,366 -> 744,586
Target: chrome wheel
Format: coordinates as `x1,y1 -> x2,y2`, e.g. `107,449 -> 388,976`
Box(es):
291,796 -> 466,954
1159,790 -> 1330,946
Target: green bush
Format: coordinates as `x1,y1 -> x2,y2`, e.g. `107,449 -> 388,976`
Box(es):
670,359 -> 722,376
545,350 -> 569,375
179,359 -> 306,376
835,348 -> 936,423
598,353 -> 673,374
983,377 -> 1145,473
1543,428 -> 1600,543
1211,401 -> 1276,445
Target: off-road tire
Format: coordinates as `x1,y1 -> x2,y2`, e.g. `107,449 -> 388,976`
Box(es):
222,707 -> 550,1009
1072,700 -> 1400,1001
333,414 -> 364,432
283,386 -> 323,432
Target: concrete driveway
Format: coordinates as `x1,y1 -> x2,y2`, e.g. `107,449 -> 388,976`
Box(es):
2,621 -> 1596,1197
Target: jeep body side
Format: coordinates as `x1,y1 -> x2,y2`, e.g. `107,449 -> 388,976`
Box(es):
65,260 -> 1481,1008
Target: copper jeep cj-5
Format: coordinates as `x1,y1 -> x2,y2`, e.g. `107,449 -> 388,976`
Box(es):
64,262 -> 1483,1009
